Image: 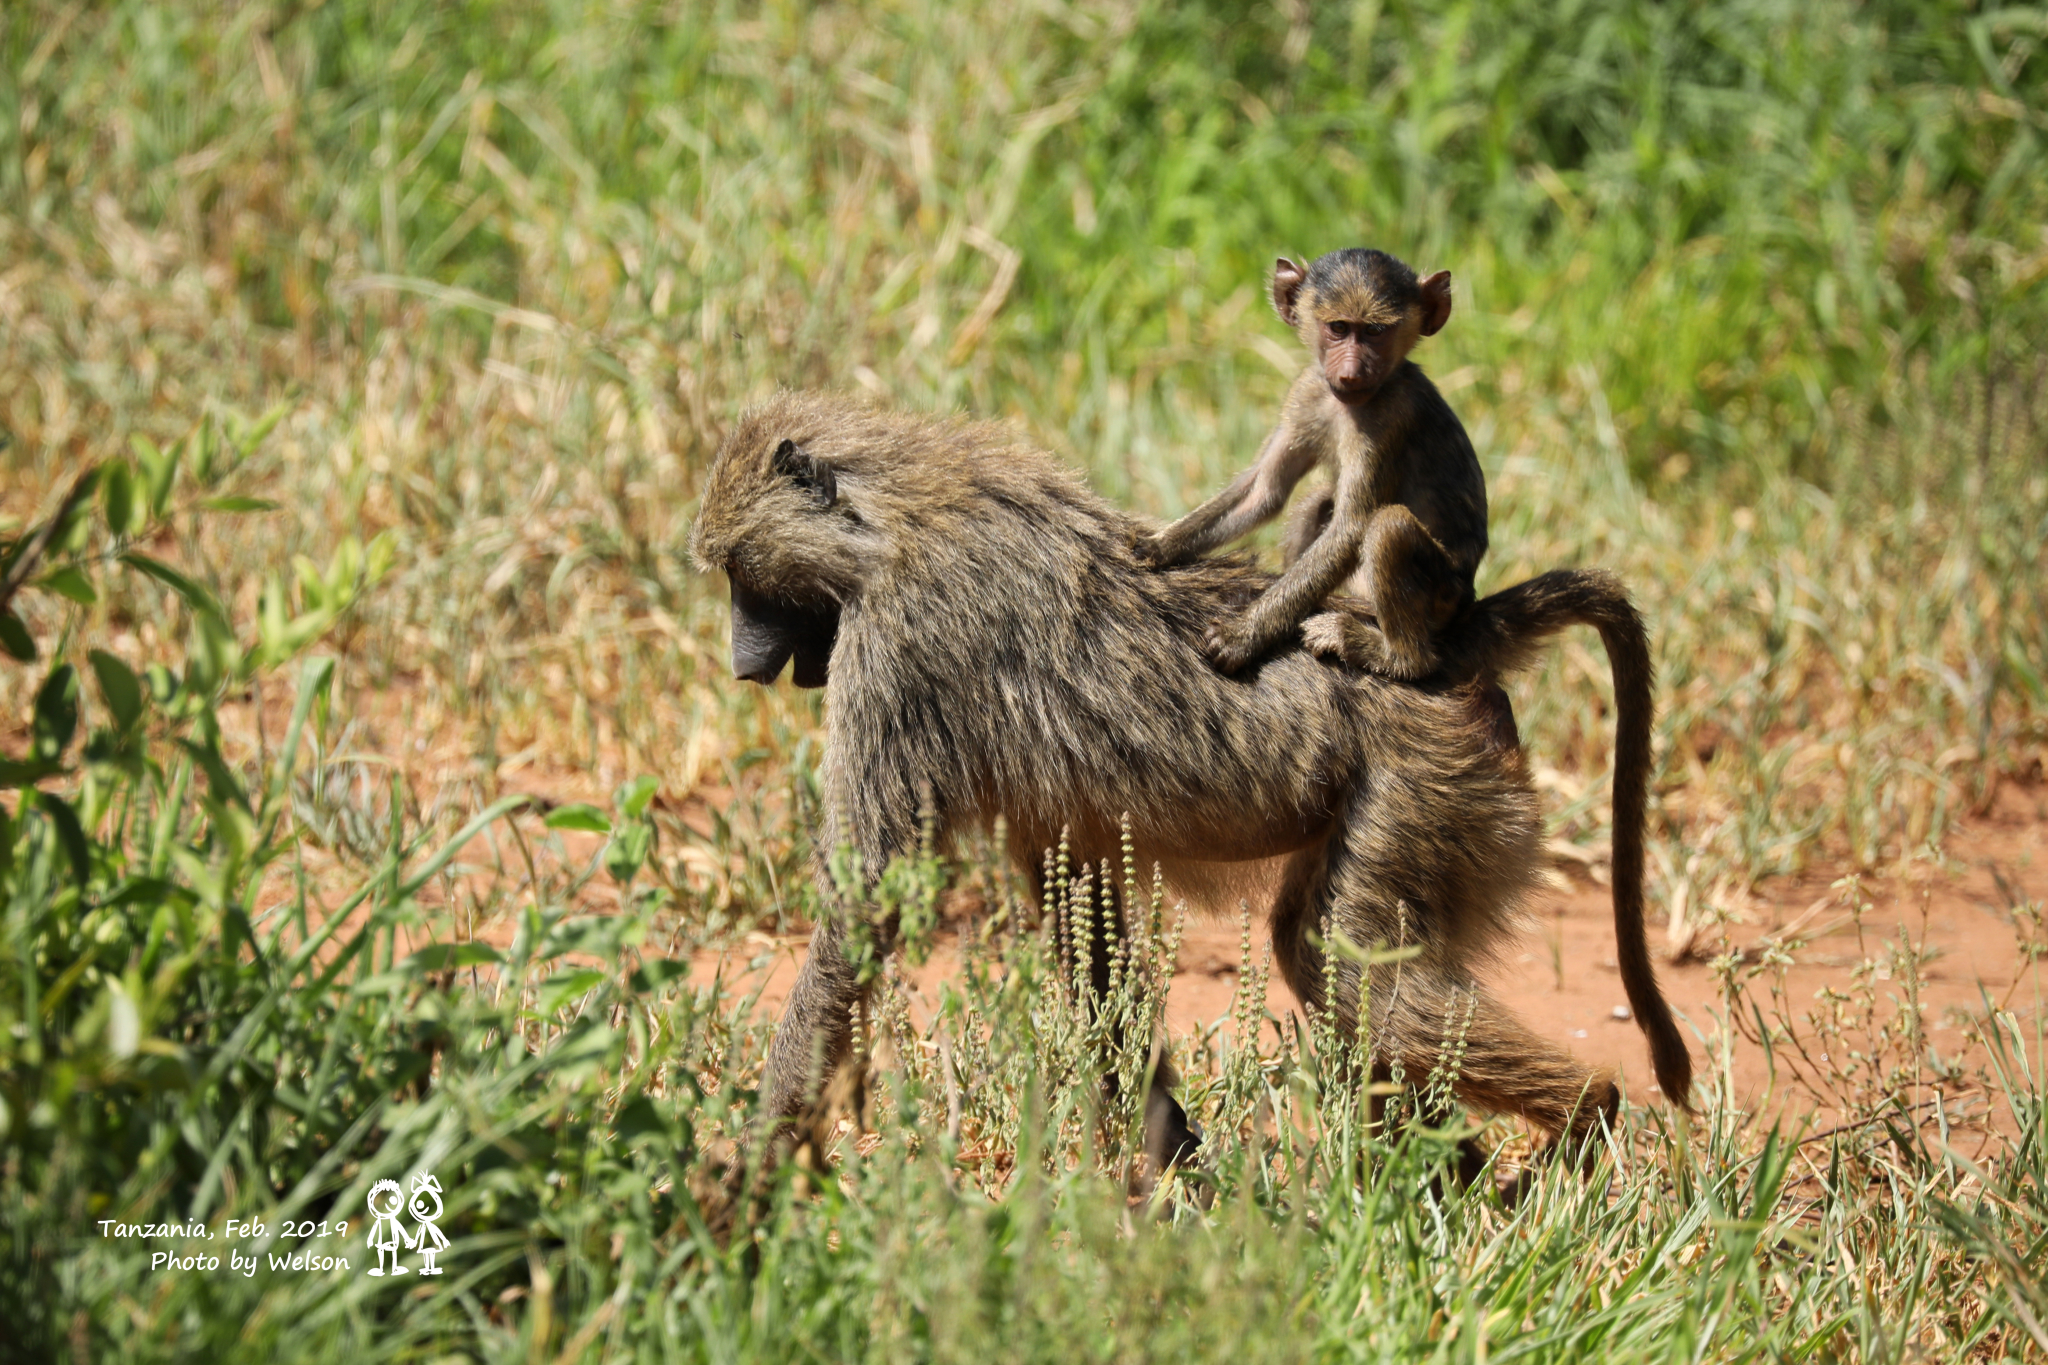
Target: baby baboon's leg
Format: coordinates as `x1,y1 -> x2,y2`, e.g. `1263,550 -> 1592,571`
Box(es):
1297,505 -> 1473,681
1356,505 -> 1467,680
1471,681 -> 1521,752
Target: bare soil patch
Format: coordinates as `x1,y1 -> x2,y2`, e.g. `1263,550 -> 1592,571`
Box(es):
689,781 -> 2048,1130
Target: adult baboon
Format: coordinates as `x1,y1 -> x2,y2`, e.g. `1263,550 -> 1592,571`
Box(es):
689,392 -> 1690,1166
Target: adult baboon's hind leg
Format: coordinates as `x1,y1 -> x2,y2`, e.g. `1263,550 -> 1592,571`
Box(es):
1438,988 -> 1620,1153
1269,808 -> 1612,1184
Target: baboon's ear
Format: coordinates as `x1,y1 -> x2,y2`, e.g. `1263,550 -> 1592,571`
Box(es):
772,438 -> 837,507
1417,271 -> 1453,336
1271,258 -> 1308,329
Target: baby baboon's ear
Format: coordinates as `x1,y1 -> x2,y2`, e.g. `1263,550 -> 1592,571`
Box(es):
1417,271 -> 1453,336
772,438 -> 837,508
1271,257 -> 1308,329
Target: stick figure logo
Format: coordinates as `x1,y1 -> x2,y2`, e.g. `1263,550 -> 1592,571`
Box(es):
408,1173 -> 450,1275
365,1179 -> 411,1277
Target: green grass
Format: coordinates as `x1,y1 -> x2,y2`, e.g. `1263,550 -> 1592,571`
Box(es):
3,0 -> 2047,1359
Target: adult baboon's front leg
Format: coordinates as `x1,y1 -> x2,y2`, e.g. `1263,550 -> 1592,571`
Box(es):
758,913 -> 875,1128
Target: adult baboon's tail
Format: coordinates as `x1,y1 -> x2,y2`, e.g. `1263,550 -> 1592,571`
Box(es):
1452,570 -> 1694,1109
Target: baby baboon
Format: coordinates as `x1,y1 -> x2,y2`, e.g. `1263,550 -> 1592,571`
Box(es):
1135,248 -> 1484,680
690,391 -> 1691,1171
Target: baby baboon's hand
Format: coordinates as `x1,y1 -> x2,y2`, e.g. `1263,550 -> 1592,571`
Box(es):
1130,531 -> 1176,568
1201,620 -> 1260,673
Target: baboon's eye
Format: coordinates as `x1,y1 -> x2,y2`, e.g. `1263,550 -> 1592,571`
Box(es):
1361,321 -> 1391,338
771,438 -> 837,508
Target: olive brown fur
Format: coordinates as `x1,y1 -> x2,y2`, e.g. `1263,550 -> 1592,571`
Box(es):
689,390 -> 1693,1169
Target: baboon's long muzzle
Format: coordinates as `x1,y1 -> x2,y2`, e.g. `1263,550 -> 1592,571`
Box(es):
729,577 -> 837,688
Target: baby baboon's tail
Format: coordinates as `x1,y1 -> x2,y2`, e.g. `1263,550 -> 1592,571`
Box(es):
1456,570 -> 1693,1109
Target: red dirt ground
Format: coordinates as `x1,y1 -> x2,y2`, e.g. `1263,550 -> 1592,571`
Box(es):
686,780 -> 2048,1129
141,675 -> 2045,1132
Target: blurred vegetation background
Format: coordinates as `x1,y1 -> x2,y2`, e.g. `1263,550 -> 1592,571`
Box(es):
3,1 -> 2048,1357
4,0 -> 2046,919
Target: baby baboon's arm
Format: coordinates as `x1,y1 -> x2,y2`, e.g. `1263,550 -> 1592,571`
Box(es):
1201,447 -> 1376,671
1137,402 -> 1324,567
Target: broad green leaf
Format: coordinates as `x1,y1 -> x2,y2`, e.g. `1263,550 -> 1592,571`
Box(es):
199,496 -> 279,513
233,402 -> 289,457
0,756 -> 60,788
0,611 -> 34,662
541,915 -> 635,962
120,552 -> 227,623
32,664 -> 79,759
102,460 -> 138,536
605,821 -> 653,884
38,565 -> 98,605
404,942 -> 503,971
611,1096 -> 669,1146
629,958 -> 690,992
538,968 -> 607,1014
88,649 -> 145,730
189,417 -> 213,482
544,803 -> 611,834
536,1017 -> 618,1077
38,790 -> 91,884
616,774 -> 660,819
349,971 -> 412,997
133,433 -> 181,515
178,737 -> 249,812
328,536 -> 363,596
364,529 -> 397,584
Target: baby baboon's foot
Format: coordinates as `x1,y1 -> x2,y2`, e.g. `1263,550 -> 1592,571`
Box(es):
1301,611 -> 1357,663
1468,680 -> 1522,752
1299,612 -> 1432,680
1373,626 -> 1440,681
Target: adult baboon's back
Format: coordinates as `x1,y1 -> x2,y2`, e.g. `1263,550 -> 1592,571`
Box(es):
690,391 -> 1689,1150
